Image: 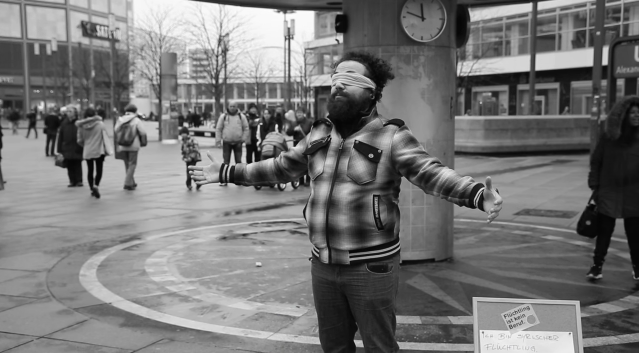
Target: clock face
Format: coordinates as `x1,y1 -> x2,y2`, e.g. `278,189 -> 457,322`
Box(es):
400,0 -> 447,43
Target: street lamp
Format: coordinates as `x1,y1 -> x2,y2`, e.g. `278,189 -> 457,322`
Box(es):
222,33 -> 230,112
276,10 -> 295,110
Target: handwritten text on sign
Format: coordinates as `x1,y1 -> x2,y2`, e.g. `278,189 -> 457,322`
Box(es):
501,304 -> 539,333
480,330 -> 575,353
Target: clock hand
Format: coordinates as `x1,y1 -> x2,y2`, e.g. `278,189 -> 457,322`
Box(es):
420,3 -> 425,21
406,11 -> 424,20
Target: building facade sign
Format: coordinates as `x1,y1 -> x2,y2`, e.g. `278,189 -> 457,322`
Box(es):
612,40 -> 639,78
0,76 -> 24,85
80,21 -> 120,41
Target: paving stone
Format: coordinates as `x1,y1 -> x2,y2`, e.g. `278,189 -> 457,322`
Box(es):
0,269 -> 31,283
0,295 -> 37,313
6,338 -> 131,353
0,252 -> 64,272
0,332 -> 36,351
0,298 -> 88,336
47,319 -> 163,350
0,271 -> 48,298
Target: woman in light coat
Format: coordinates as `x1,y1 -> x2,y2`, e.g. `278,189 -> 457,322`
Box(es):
76,107 -> 112,198
587,95 -> 639,280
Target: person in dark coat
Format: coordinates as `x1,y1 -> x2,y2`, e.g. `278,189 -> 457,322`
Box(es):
8,109 -> 20,135
287,107 -> 314,185
57,107 -> 84,187
0,123 -> 4,188
44,108 -> 61,156
245,103 -> 261,163
587,95 -> 639,281
25,107 -> 38,139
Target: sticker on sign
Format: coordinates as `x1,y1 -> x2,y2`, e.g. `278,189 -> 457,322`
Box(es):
501,304 -> 539,334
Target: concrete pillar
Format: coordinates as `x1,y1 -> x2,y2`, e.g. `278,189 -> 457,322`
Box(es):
343,0 -> 458,261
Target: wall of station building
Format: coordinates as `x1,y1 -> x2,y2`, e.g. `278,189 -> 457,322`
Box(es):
0,0 -> 131,118
458,0 -> 639,116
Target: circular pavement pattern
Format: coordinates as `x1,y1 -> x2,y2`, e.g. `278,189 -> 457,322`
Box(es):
80,219 -> 639,351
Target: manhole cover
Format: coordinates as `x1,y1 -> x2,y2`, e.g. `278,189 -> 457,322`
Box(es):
514,209 -> 579,219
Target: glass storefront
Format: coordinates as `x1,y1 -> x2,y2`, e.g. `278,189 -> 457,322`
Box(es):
471,86 -> 509,116
517,83 -> 560,115
570,80 -> 625,115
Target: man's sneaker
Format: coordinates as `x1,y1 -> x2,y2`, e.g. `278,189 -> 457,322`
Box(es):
633,266 -> 639,281
587,265 -> 603,280
219,182 -> 227,186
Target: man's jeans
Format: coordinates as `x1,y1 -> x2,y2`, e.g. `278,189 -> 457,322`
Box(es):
222,141 -> 242,164
121,151 -> 138,187
311,254 -> 400,353
45,133 -> 56,156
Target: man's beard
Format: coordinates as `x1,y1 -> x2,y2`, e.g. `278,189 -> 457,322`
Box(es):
327,93 -> 371,129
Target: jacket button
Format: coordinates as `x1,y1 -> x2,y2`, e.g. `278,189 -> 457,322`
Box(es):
368,154 -> 374,158
378,150 -> 381,153
355,141 -> 358,144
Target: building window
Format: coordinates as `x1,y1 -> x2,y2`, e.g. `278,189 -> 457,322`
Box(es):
623,1 -> 639,36
70,0 -> 89,8
505,18 -> 529,56
91,0 -> 109,13
317,12 -> 337,38
536,14 -> 558,52
517,83 -> 560,115
570,80 -> 624,115
0,42 -> 24,77
0,3 -> 22,39
267,83 -> 278,99
471,86 -> 509,116
26,6 -> 68,41
111,0 -> 127,17
480,20 -> 505,58
558,7 -> 588,50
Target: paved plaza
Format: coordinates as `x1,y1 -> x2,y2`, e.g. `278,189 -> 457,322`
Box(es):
1,124 -> 638,352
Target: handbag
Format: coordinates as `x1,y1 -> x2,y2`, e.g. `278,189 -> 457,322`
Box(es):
54,154 -> 67,169
576,192 -> 598,239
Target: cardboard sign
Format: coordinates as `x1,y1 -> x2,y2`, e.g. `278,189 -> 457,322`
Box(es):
501,304 -> 539,333
473,298 -> 583,353
479,330 -> 575,353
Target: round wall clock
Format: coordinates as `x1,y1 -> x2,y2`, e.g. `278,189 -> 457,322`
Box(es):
400,0 -> 447,43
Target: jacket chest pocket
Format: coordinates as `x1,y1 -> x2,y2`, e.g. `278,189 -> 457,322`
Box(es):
347,140 -> 382,185
304,135 -> 331,180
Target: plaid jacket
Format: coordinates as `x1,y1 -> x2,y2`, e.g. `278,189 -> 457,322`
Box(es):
221,108 -> 486,265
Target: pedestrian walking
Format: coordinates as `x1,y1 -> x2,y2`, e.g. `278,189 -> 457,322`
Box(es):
180,127 -> 201,191
77,107 -> 112,199
8,109 -> 20,135
57,106 -> 83,187
25,108 -> 37,139
587,95 -> 639,281
215,101 -> 249,185
246,103 -> 261,163
115,104 -> 147,191
44,108 -> 61,157
0,123 -> 4,189
189,51 -> 503,353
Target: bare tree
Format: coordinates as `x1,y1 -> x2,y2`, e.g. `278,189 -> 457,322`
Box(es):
241,48 -> 277,108
95,45 -> 133,112
292,38 -> 318,113
71,45 -> 94,108
186,2 -> 251,117
131,1 -> 186,139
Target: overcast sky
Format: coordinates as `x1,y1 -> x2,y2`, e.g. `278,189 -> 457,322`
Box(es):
133,0 -> 316,49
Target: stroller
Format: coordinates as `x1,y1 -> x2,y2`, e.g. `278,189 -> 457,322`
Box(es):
254,131 -> 300,191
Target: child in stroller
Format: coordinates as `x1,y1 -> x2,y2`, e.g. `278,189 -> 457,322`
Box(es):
254,129 -> 300,191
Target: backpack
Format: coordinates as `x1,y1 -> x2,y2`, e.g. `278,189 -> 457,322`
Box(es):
116,119 -> 138,147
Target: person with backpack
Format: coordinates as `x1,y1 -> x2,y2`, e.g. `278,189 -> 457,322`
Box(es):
76,107 -> 112,199
115,104 -> 147,191
215,101 -> 249,185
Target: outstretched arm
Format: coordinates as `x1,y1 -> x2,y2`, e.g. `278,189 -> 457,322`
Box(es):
392,125 -> 502,223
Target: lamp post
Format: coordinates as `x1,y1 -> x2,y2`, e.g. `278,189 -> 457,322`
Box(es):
276,10 -> 295,110
109,13 -> 117,125
222,33 -> 230,112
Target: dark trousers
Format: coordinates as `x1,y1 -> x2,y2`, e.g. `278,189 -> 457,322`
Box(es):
222,142 -> 242,165
66,160 -> 83,185
45,134 -> 56,156
311,254 -> 401,353
26,123 -> 37,138
86,155 -> 105,189
186,161 -> 197,187
594,214 -> 639,266
246,143 -> 260,163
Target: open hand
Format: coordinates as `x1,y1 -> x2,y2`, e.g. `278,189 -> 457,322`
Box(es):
482,176 -> 503,223
188,151 -> 221,186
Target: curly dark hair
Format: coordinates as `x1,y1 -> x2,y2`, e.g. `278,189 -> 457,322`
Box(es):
333,51 -> 395,103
